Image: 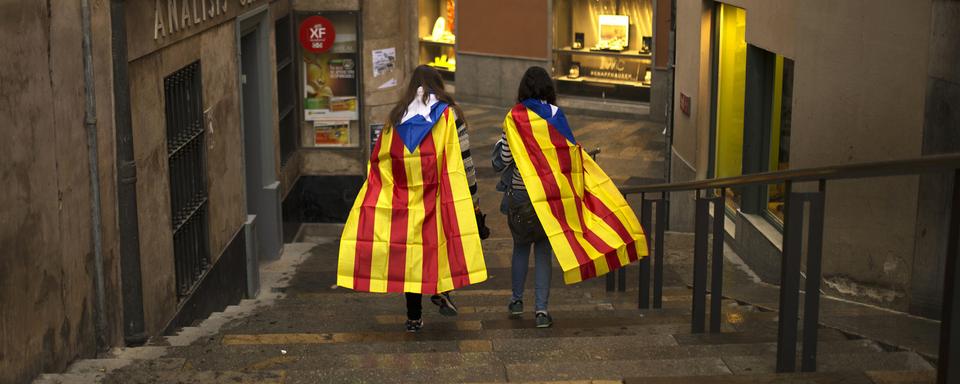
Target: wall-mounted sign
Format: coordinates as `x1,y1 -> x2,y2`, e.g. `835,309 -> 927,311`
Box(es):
586,58 -> 642,82
314,120 -> 350,146
370,124 -> 385,151
130,0 -> 266,60
680,93 -> 691,116
299,16 -> 336,53
372,47 -> 397,78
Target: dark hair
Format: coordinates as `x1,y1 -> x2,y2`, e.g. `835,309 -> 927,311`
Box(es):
388,65 -> 465,128
516,66 -> 557,105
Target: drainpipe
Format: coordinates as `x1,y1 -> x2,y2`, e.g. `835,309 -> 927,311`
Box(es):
80,0 -> 109,352
110,0 -> 148,345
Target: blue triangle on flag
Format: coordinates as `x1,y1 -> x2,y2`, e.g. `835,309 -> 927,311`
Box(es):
396,102 -> 449,152
521,99 -> 576,144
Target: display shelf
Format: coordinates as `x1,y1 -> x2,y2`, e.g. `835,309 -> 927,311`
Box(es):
428,64 -> 455,72
554,47 -> 652,59
555,75 -> 650,88
420,38 -> 455,47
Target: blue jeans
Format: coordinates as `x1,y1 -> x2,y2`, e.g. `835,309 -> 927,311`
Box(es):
511,238 -> 552,312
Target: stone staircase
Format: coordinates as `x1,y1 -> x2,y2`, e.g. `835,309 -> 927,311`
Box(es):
35,237 -> 937,384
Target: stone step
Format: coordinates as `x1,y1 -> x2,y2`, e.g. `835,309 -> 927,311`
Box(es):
622,372 -> 876,384
152,339 -> 882,374
262,298 -> 710,319
504,351 -> 933,382
622,370 -> 938,384
32,373 -> 104,384
216,322 -> 721,346
721,351 -> 934,375
98,369 -> 286,384
219,304 -> 764,332
205,325 -> 852,361
280,284 -> 696,300
268,292 -> 721,313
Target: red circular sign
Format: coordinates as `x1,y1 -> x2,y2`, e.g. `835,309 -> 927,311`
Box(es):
299,16 -> 336,53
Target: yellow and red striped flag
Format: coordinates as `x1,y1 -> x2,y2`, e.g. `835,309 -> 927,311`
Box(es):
503,100 -> 648,284
338,105 -> 486,294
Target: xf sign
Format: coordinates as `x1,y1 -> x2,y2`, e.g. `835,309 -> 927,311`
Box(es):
299,16 -> 336,53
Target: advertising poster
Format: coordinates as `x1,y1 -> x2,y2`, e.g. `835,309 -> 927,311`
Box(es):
303,52 -> 359,122
314,120 -> 351,146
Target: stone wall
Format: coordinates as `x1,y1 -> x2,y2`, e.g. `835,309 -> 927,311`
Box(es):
0,1 -> 122,383
129,18 -> 248,335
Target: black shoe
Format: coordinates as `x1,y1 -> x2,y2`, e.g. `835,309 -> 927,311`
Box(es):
430,292 -> 458,316
405,319 -> 423,333
508,300 -> 523,318
535,311 -> 553,328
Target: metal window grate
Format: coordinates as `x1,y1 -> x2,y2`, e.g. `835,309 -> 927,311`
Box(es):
164,61 -> 210,299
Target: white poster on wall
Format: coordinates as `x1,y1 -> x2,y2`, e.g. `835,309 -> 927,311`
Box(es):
372,47 -> 397,78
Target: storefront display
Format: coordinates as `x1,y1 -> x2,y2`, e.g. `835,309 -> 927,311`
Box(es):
298,12 -> 361,148
419,0 -> 456,81
552,0 -> 654,101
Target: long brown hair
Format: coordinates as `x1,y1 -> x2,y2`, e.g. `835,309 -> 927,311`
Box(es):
387,65 -> 466,128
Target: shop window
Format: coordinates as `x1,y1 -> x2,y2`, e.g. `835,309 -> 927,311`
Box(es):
552,0 -> 655,102
764,55 -> 793,222
276,14 -> 297,165
709,2 -> 746,208
164,61 -> 211,299
739,44 -> 793,224
419,0 -> 456,82
297,12 -> 361,148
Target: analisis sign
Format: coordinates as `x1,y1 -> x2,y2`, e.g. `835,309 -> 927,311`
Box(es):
152,0 -> 261,40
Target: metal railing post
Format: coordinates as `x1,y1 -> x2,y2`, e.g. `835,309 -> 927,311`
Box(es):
606,265 -> 616,292
639,195 -> 653,308
777,182 -> 802,373
938,169 -> 960,384
653,192 -> 667,309
710,188 -> 726,333
692,190 -> 710,333
801,181 -> 826,372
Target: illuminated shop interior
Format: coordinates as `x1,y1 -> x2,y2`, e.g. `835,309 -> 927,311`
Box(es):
552,0 -> 654,102
419,0 -> 456,81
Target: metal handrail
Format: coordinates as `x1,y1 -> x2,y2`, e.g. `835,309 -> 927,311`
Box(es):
611,151 -> 960,383
619,153 -> 960,194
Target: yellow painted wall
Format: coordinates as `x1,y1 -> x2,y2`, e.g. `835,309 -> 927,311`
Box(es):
714,4 -> 746,178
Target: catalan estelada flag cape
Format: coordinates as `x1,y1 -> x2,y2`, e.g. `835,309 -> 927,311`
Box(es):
338,93 -> 486,294
504,99 -> 648,284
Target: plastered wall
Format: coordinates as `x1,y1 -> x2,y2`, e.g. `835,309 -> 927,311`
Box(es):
129,20 -> 247,335
0,1 -> 123,382
672,0 -> 934,311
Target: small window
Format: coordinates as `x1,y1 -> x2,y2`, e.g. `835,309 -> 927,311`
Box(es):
765,56 -> 793,222
164,61 -> 210,299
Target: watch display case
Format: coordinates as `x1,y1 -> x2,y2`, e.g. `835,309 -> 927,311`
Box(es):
419,0 -> 456,81
552,0 -> 654,102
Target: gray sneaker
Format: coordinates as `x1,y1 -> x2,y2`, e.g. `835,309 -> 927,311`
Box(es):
430,292 -> 458,316
405,319 -> 423,333
508,300 -> 523,318
535,311 -> 553,328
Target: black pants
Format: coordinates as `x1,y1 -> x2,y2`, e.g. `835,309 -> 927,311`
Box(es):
406,293 -> 422,320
